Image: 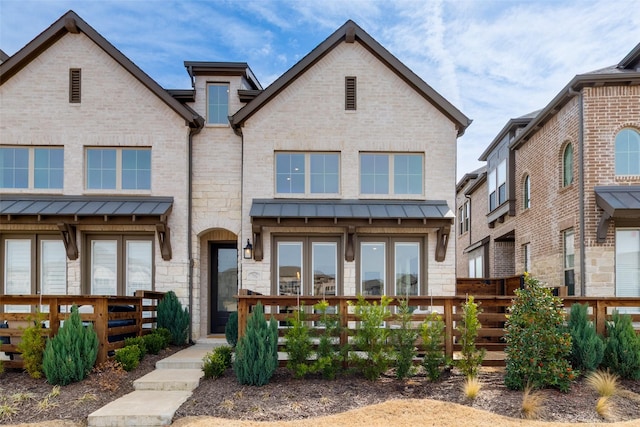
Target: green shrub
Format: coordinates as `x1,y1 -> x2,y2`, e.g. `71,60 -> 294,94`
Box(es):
124,337 -> 147,360
42,305 -> 99,385
143,333 -> 165,355
115,345 -> 141,371
455,295 -> 485,378
233,302 -> 279,386
225,312 -> 238,347
0,359 -> 4,376
202,345 -> 233,379
350,295 -> 393,381
312,300 -> 344,380
602,310 -> 640,380
567,303 -> 604,373
284,307 -> 313,378
392,299 -> 419,380
157,291 -> 190,346
18,311 -> 47,379
504,274 -> 575,392
421,311 -> 448,381
154,327 -> 172,348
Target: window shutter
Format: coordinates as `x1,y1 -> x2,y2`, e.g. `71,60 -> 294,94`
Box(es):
345,76 -> 356,110
69,69 -> 81,103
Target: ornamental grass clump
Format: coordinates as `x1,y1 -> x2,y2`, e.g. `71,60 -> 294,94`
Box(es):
567,303 -> 604,373
350,295 -> 393,381
157,291 -> 190,346
504,274 -> 575,392
455,295 -> 485,378
602,310 -> 640,380
42,305 -> 98,385
521,385 -> 546,420
233,302 -> 278,386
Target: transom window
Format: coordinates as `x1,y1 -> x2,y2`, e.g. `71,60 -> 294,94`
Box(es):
562,143 -> 573,187
86,234 -> 153,296
207,83 -> 229,125
86,148 -> 151,190
360,153 -> 423,195
615,128 -> 640,176
358,237 -> 422,296
488,159 -> 506,211
1,146 -> 63,189
275,152 -> 339,194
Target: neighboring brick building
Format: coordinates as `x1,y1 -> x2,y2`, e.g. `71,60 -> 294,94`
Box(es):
457,42 -> 640,299
1,11 -> 470,340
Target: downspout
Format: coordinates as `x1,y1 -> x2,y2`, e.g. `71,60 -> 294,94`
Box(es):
569,87 -> 586,296
188,119 -> 204,343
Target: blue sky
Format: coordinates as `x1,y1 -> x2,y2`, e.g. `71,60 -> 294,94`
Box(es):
2,0 -> 639,179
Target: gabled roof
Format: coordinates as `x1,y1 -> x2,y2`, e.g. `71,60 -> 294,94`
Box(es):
231,20 -> 471,136
478,112 -> 538,161
0,10 -> 204,128
456,165 -> 486,193
0,49 -> 9,63
511,43 -> 640,150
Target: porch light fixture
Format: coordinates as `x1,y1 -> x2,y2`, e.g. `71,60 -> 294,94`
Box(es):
243,239 -> 253,259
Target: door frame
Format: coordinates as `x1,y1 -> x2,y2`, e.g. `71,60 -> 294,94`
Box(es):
209,241 -> 238,334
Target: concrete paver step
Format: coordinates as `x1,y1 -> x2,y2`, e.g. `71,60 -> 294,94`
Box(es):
155,344 -> 217,370
87,390 -> 192,427
133,368 -> 203,391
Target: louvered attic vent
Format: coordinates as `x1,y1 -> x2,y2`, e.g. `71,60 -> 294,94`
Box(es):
69,68 -> 81,103
345,76 -> 356,110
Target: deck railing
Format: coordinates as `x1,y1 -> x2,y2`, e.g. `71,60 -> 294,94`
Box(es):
0,291 -> 165,369
236,294 -> 640,366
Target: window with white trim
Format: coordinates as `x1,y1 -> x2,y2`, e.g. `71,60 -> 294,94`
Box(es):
488,159 -> 506,211
615,128 -> 640,176
523,175 -> 530,209
563,229 -> 575,295
86,147 -> 151,190
207,83 -> 229,125
360,153 -> 423,195
275,152 -> 339,194
1,146 -> 64,189
563,144 -> 573,187
468,248 -> 483,278
86,234 -> 153,296
458,200 -> 469,235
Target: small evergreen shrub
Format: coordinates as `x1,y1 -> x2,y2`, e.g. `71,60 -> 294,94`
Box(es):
567,303 -> 604,373
602,310 -> 640,380
124,337 -> 147,360
42,305 -> 99,386
157,291 -> 190,346
392,299 -> 419,380
312,300 -> 344,380
284,307 -> 313,378
504,274 -> 575,392
143,333 -> 165,355
18,311 -> 47,379
225,312 -> 238,347
203,345 -> 233,379
350,295 -> 393,381
154,327 -> 172,348
455,295 -> 485,378
115,345 -> 141,371
421,311 -> 448,381
233,302 -> 279,386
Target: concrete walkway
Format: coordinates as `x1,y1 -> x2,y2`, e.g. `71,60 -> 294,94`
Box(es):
87,339 -> 226,427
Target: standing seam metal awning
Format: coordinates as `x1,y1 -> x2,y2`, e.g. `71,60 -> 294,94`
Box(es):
594,186 -> 640,242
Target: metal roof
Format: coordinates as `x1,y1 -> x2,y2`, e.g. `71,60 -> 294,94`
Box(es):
595,186 -> 640,218
0,195 -> 173,217
250,199 -> 454,220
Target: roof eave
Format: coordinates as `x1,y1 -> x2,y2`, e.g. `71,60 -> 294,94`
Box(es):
478,117 -> 533,161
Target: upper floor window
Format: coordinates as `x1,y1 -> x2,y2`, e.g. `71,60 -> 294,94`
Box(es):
458,200 -> 469,235
1,146 -> 63,189
615,128 -> 640,175
86,147 -> 150,190
360,153 -> 423,195
488,159 -> 506,211
275,152 -> 339,194
523,174 -> 531,209
562,143 -> 573,187
207,83 -> 229,125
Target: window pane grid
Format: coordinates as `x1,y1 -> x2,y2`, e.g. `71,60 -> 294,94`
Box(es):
86,148 -> 150,190
1,147 -> 30,188
207,84 -> 229,125
615,129 -> 640,176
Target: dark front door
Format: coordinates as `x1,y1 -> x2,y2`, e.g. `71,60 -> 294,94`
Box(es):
210,242 -> 238,334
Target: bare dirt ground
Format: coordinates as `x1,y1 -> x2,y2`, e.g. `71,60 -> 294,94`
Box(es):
2,351 -> 640,427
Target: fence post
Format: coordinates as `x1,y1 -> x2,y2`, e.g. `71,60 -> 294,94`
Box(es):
237,295 -> 249,338
94,298 -> 108,365
49,297 -> 59,338
444,299 -> 454,361
595,300 -> 607,336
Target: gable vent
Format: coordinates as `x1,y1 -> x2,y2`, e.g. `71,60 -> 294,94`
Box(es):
345,76 -> 356,110
69,68 -> 81,103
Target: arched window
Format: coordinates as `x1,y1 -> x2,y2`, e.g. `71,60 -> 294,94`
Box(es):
615,128 -> 640,175
563,143 -> 573,187
523,174 -> 530,209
